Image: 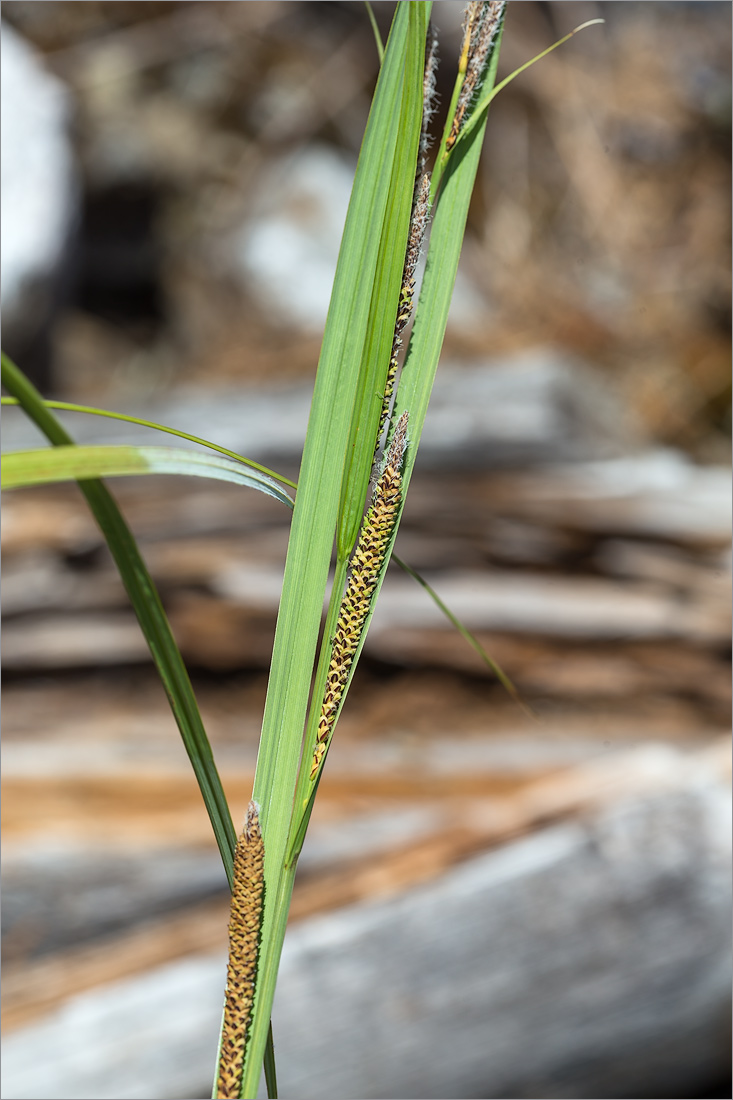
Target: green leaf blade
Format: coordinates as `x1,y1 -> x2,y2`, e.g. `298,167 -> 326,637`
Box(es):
395,15 -> 506,495
1,396 -> 297,489
287,8 -> 508,852
2,444 -> 294,508
457,18 -> 604,149
1,352 -> 238,885
241,6 -> 430,1096
336,1 -> 430,558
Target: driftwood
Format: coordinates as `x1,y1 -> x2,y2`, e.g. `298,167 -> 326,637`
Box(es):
3,364 -> 730,1099
2,742 -> 729,1099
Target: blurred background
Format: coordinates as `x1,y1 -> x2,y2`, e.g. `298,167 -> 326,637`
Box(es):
1,3 -> 730,1098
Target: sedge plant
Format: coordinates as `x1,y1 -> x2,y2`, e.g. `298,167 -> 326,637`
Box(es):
1,4 -> 603,1096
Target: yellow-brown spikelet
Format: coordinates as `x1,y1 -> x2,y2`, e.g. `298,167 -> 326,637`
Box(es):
310,414 -> 409,780
458,0 -> 482,77
446,1 -> 505,152
216,802 -> 265,1100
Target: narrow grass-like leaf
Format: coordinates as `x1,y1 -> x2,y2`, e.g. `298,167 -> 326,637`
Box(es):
311,19 -> 511,759
2,444 -> 294,507
455,18 -> 605,149
391,553 -> 531,713
1,401 -> 519,712
239,8 -> 429,1096
1,352 -> 237,884
394,20 -> 505,496
1,396 -> 297,488
323,9 -> 507,768
285,5 -> 506,866
336,6 -> 426,559
287,0 -> 428,844
263,1023 -> 277,1100
364,0 -> 384,63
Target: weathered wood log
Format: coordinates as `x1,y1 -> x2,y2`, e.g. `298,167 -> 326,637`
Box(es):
2,743 -> 729,1100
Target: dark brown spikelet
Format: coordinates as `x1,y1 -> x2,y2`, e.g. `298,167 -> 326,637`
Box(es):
311,414 -> 409,780
378,174 -> 431,437
377,25 -> 437,442
419,25 -> 440,174
216,802 -> 265,1100
446,0 -> 505,152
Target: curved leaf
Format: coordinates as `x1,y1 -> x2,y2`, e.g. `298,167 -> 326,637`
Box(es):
2,444 -> 294,508
456,18 -> 605,149
1,396 -> 296,489
391,553 -> 531,713
1,351 -> 238,886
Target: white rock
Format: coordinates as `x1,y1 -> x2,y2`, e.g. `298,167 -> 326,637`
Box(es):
234,144 -> 354,330
1,24 -> 79,338
232,142 -> 489,334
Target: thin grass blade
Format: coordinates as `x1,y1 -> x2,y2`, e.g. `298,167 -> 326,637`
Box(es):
336,5 -> 427,558
364,0 -> 384,63
239,7 -> 429,1095
1,352 -> 237,883
1,396 -> 296,488
286,7 -> 507,854
457,18 -> 605,148
391,553 -> 530,712
2,444 -> 294,507
394,21 -> 505,494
